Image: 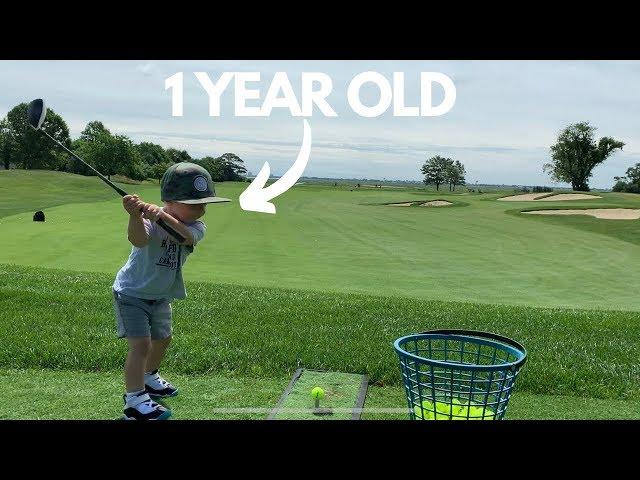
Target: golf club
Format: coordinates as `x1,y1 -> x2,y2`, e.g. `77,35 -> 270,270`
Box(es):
27,99 -> 186,243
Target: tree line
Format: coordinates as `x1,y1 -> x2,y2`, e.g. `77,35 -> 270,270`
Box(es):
0,102 -> 247,183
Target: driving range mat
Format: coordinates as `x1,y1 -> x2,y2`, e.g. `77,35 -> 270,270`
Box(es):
267,369 -> 368,420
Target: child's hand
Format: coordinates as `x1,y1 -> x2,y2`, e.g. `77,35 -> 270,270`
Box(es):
123,194 -> 144,216
141,202 -> 164,223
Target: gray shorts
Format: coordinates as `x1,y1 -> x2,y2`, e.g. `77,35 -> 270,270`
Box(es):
112,290 -> 173,339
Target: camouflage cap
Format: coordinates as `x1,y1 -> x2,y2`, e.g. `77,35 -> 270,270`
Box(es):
161,162 -> 231,204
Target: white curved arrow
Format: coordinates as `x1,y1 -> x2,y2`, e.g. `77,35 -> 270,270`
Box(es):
239,120 -> 311,214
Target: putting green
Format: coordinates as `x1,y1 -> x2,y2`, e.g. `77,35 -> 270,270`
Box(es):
268,369 -> 367,420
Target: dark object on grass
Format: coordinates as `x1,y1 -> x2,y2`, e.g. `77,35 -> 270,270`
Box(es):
33,211 -> 45,222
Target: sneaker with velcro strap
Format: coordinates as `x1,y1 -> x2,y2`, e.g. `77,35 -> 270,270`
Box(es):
144,369 -> 179,398
122,391 -> 171,420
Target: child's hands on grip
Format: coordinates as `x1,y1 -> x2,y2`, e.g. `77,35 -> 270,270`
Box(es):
123,195 -> 163,222
141,203 -> 163,223
122,194 -> 144,216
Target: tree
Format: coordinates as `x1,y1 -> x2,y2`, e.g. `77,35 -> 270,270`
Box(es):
165,148 -> 192,163
218,152 -> 247,181
4,102 -> 71,170
612,164 -> 640,193
80,121 -> 110,142
137,142 -> 170,166
625,164 -> 640,185
195,153 -> 247,182
544,122 -> 624,192
194,156 -> 225,181
421,155 -> 450,191
0,119 -> 13,169
454,160 -> 466,190
612,176 -> 628,192
73,132 -> 141,180
445,159 -> 466,191
147,161 -> 173,183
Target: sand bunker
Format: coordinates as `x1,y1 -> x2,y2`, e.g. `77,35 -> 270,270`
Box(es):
536,194 -> 601,201
498,193 -> 553,201
523,209 -> 640,220
420,201 -> 453,207
387,202 -> 413,207
499,193 -> 602,201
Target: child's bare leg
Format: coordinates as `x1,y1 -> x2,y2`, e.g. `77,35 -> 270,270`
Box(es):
146,336 -> 172,373
125,337 -> 151,392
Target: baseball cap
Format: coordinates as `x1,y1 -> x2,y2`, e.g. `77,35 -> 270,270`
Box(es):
161,162 -> 231,204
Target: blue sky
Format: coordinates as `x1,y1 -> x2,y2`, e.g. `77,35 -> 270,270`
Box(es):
1,60 -> 638,188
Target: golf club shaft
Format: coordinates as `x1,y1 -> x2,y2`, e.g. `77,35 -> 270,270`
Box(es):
38,129 -> 186,243
40,129 -> 127,195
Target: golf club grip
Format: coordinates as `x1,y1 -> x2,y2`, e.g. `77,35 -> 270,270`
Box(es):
156,217 -> 186,243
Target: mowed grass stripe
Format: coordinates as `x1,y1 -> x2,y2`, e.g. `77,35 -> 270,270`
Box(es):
1,263 -> 638,400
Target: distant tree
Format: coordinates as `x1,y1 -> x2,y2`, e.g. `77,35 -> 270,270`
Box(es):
147,161 -> 173,183
80,121 -> 110,142
218,152 -> 247,181
4,102 -> 71,170
544,122 -> 624,191
421,155 -> 450,191
74,133 -> 141,180
612,176 -> 628,192
0,118 -> 13,169
612,164 -> 640,193
137,142 -> 170,166
194,156 -> 225,182
194,153 -> 247,182
165,148 -> 192,163
445,159 -> 466,191
625,164 -> 640,185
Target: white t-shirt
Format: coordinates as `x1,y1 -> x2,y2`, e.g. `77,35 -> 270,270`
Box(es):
113,216 -> 206,301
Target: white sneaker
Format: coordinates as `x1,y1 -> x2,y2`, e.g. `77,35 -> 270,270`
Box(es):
144,370 -> 179,398
122,391 -> 171,420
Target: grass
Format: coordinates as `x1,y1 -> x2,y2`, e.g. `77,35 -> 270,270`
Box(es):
3,169 -> 640,419
0,368 -> 283,420
2,368 -> 639,420
510,199 -> 640,247
1,263 -> 639,400
0,169 -> 133,218
3,170 -> 640,310
269,370 -> 365,420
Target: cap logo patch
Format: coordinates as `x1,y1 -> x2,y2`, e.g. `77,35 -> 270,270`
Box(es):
193,176 -> 208,192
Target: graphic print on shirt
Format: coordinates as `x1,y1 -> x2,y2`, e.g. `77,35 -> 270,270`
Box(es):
156,237 -> 180,270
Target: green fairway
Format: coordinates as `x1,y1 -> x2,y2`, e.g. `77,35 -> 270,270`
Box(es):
0,169 -> 141,219
2,170 -> 640,310
3,169 -> 640,420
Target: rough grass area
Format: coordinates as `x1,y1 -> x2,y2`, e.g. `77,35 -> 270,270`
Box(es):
2,264 -> 639,401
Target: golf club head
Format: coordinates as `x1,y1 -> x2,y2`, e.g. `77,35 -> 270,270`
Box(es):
27,98 -> 47,130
